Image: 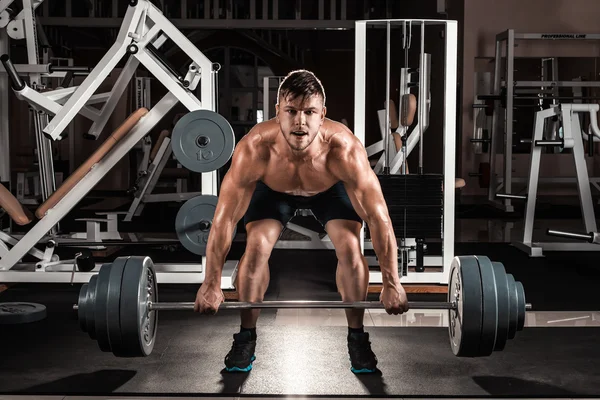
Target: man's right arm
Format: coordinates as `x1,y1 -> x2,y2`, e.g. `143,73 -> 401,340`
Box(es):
203,138 -> 260,286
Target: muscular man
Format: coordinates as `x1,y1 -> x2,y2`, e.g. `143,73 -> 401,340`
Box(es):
194,69 -> 409,373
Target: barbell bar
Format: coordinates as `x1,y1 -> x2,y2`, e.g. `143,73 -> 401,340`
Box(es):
75,254 -> 531,358
73,300 -> 532,311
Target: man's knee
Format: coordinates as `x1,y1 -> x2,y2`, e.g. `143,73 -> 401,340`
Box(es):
335,240 -> 364,269
243,220 -> 282,267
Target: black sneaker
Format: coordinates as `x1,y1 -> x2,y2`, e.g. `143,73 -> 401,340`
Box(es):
347,332 -> 378,373
224,330 -> 256,372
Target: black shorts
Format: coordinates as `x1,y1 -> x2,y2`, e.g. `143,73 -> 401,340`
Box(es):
243,181 -> 362,228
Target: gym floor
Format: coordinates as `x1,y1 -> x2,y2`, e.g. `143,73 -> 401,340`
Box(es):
1,196 -> 600,399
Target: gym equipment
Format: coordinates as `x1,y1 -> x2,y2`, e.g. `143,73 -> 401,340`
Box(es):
0,302 -> 47,324
355,20 -> 457,286
546,229 -> 600,244
175,194 -> 237,255
483,29 -> 600,213
74,255 -> 530,358
171,109 -> 236,173
512,104 -> 600,256
0,0 -> 240,289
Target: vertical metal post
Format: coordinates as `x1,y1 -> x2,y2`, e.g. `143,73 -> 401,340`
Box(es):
354,21 -> 367,254
0,29 -> 9,185
504,29 -> 515,212
443,20 -> 458,284
205,0 -> 210,19
418,21 -> 425,173
384,21 -> 390,173
488,34 -> 503,206
318,0 -> 324,20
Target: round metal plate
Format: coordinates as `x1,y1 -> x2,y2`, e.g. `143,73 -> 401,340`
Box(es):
448,256 -> 483,357
475,255 -> 498,356
171,109 -> 235,173
176,195 -> 236,255
106,257 -> 128,356
94,262 -> 114,352
515,281 -> 526,331
85,274 -> 99,340
119,256 -> 157,357
491,261 -> 510,351
0,302 -> 46,324
78,283 -> 89,332
506,273 -> 518,339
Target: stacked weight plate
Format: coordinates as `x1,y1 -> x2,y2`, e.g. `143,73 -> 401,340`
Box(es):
448,255 -> 527,357
78,256 -> 158,357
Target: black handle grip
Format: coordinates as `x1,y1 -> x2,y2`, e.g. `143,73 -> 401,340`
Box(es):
0,54 -> 25,91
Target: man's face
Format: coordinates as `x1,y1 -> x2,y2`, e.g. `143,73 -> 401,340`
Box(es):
276,94 -> 326,152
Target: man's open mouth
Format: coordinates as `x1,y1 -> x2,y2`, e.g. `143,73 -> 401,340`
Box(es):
292,131 -> 307,136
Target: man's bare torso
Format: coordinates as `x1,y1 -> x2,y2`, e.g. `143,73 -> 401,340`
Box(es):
244,118 -> 353,197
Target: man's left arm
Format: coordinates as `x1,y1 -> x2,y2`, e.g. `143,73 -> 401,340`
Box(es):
330,137 -> 402,292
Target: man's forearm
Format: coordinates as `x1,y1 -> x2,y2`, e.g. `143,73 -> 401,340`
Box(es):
204,222 -> 236,284
368,219 -> 401,287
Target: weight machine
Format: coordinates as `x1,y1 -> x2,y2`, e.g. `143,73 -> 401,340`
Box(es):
512,103 -> 600,256
0,0 -> 237,288
355,19 -> 457,285
482,30 -> 600,212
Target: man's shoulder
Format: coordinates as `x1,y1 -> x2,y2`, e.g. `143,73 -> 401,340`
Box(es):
324,119 -> 361,157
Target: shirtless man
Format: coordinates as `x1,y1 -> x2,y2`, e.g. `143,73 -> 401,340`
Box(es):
194,69 -> 408,373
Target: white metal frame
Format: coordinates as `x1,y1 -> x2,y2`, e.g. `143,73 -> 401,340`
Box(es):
0,0 -> 238,288
486,29 -> 600,212
354,19 -> 457,285
514,103 -> 600,256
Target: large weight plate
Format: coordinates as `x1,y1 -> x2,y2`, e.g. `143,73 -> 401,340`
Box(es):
506,274 -> 518,339
475,256 -> 498,356
171,109 -> 235,173
85,274 -> 99,340
78,283 -> 89,332
490,261 -> 510,351
515,281 -> 526,331
448,256 -> 483,357
94,262 -> 116,352
106,257 -> 128,356
0,302 -> 46,324
119,256 -> 158,357
176,195 -> 236,255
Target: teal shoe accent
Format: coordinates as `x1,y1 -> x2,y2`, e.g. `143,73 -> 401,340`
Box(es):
351,366 -> 376,374
225,355 -> 256,372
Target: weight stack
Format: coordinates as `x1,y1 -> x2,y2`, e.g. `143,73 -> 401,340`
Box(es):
368,174 -> 443,239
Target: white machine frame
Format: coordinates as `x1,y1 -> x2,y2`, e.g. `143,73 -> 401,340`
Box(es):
486,29 -> 600,212
0,0 -> 237,288
354,19 -> 457,285
513,103 -> 600,256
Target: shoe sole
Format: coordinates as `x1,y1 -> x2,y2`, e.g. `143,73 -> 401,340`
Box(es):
225,355 -> 256,372
351,367 -> 376,374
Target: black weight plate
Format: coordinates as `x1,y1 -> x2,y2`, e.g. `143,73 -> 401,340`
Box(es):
106,257 -> 128,356
0,302 -> 46,324
85,274 -> 99,340
515,281 -> 526,331
119,256 -> 157,357
475,255 -> 498,356
175,195 -> 237,256
506,273 -> 518,339
94,262 -> 113,352
78,283 -> 88,332
171,109 -> 235,173
448,256 -> 483,357
491,261 -> 510,351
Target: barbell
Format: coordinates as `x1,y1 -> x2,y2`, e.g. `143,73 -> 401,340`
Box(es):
74,254 -> 530,358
